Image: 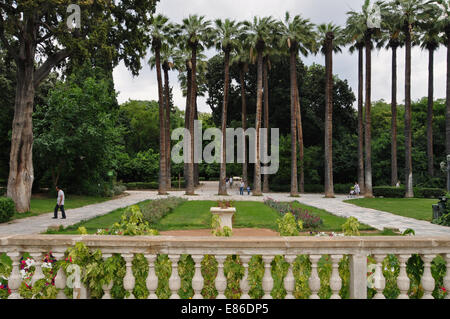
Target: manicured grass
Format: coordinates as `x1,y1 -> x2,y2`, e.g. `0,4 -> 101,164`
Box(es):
155,201 -> 281,231
10,194 -> 115,221
344,198 -> 437,221
290,201 -> 375,232
49,199 -> 383,236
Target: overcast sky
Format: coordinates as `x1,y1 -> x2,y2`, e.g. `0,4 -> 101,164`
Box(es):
112,0 -> 447,113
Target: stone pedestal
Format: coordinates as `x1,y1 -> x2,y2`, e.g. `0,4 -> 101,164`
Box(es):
210,207 -> 236,230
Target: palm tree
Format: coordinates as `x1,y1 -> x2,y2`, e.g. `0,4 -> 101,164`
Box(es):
279,12 -> 317,196
345,9 -> 367,194
149,14 -> 173,195
378,8 -> 404,186
317,23 -> 344,198
243,16 -> 276,196
214,19 -> 242,195
393,0 -> 429,198
418,8 -> 442,177
433,0 -> 450,160
180,15 -> 214,195
231,40 -> 251,188
149,43 -> 175,189
361,0 -> 385,198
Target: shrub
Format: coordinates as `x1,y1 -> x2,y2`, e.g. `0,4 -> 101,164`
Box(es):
138,197 -> 186,225
0,188 -> 5,196
0,197 -> 15,223
277,213 -> 300,236
373,186 -> 406,198
373,186 -> 445,199
341,217 -> 360,236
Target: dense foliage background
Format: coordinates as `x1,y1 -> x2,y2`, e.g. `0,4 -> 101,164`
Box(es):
0,48 -> 446,194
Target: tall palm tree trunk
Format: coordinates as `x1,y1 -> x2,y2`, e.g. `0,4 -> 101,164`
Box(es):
163,63 -> 171,189
404,26 -> 414,198
240,65 -> 248,188
324,32 -> 334,198
358,45 -> 365,193
364,33 -> 373,198
253,42 -> 264,196
194,97 -> 200,186
295,71 -> 305,194
155,42 -> 167,195
263,57 -> 270,193
184,64 -> 192,190
289,48 -> 298,197
426,48 -> 434,177
219,49 -> 231,195
391,45 -> 398,186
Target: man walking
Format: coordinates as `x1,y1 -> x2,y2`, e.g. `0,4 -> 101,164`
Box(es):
239,181 -> 245,195
52,186 -> 66,219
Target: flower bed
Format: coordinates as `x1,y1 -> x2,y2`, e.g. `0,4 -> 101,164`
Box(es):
264,198 -> 323,229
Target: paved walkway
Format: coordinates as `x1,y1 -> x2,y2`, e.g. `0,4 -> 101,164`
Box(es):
1,181 -> 449,236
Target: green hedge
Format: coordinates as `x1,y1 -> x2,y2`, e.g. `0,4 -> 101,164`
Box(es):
373,186 -> 445,198
124,181 -> 186,190
0,197 -> 15,223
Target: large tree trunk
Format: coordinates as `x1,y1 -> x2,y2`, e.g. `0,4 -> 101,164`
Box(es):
324,33 -> 334,198
404,26 -> 414,198
357,45 -> 365,193
7,62 -> 35,212
218,49 -> 230,195
426,48 -> 434,177
185,45 -> 197,195
391,45 -> 398,186
293,54 -> 304,194
163,64 -> 171,189
262,56 -> 270,193
253,42 -> 264,196
240,66 -> 248,188
364,33 -> 373,198
289,48 -> 298,197
155,44 -> 167,195
194,97 -> 199,187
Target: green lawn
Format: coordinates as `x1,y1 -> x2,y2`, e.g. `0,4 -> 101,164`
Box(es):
49,199 -> 381,235
344,197 -> 437,221
9,194 -> 114,221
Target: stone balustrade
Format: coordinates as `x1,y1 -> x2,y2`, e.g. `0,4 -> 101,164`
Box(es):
1,234 -> 450,299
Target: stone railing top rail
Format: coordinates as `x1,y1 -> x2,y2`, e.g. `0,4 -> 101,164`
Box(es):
1,235 -> 450,256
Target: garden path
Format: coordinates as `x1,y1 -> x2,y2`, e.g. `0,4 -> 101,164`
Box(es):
0,181 -> 448,236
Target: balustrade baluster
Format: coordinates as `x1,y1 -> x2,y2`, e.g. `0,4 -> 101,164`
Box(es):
421,254 -> 436,299
396,255 -> 410,299
262,255 -> 274,299
169,254 -> 181,299
30,252 -> 44,288
330,255 -> 343,299
53,252 -> 67,299
239,255 -> 251,299
284,255 -> 296,299
122,254 -> 135,299
101,254 -> 113,299
215,255 -> 227,299
7,251 -> 22,299
191,255 -> 204,299
443,254 -> 450,300
373,254 -> 386,299
145,254 -> 158,299
308,255 -> 321,299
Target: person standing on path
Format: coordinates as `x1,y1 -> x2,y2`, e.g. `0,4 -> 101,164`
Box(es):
52,186 -> 66,219
239,181 -> 244,195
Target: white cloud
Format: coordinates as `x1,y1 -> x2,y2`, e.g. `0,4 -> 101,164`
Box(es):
113,0 -> 448,113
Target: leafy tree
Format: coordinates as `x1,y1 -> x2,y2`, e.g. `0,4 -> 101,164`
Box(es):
0,0 -> 159,211
33,71 -> 122,195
